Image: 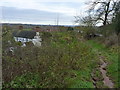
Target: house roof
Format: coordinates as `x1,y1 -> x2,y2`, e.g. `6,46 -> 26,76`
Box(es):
13,31 -> 36,39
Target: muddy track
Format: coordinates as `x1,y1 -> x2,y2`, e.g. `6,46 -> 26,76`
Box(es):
91,55 -> 114,88
99,55 -> 114,88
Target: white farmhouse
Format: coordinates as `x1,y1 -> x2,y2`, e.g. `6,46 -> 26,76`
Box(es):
13,31 -> 42,47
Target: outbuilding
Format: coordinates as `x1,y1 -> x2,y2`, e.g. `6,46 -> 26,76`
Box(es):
13,31 -> 42,47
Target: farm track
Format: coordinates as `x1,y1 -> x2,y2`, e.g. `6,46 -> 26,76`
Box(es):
91,52 -> 114,88
84,40 -> 114,88
99,55 -> 114,88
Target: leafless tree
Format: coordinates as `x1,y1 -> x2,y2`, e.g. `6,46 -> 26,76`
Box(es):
87,0 -> 118,26
75,14 -> 97,26
75,0 -> 118,26
113,1 -> 120,34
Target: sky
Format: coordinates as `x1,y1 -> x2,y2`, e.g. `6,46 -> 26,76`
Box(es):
0,0 -> 91,25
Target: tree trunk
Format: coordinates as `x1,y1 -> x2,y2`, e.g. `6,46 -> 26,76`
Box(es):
103,1 -> 110,26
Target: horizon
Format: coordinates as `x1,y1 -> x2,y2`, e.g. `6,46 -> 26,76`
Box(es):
2,22 -> 80,27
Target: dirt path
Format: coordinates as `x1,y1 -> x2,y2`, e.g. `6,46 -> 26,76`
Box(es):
99,55 -> 114,88
84,40 -> 115,88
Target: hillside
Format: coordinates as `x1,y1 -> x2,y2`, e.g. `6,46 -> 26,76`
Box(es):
2,25 -> 119,88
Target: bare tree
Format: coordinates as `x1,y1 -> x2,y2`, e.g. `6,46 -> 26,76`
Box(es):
114,1 -> 120,15
113,1 -> 120,34
75,0 -> 118,26
75,13 -> 97,26
87,0 -> 118,26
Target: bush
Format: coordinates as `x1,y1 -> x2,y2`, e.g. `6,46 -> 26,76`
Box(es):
104,33 -> 118,47
3,31 -> 98,88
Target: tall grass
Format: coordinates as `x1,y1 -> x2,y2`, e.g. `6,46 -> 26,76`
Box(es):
2,31 -> 99,88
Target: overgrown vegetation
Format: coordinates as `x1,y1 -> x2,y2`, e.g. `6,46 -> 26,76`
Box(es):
86,40 -> 119,87
2,0 -> 119,88
2,30 -> 100,88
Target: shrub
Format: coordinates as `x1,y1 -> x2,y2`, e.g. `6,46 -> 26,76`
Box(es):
3,31 -> 98,88
104,33 -> 118,47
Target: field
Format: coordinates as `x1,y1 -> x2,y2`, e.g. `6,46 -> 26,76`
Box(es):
2,25 -> 119,88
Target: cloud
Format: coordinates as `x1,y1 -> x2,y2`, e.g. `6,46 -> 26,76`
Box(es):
1,0 -> 89,3
1,0 -> 90,25
1,0 -> 89,15
2,6 -> 75,25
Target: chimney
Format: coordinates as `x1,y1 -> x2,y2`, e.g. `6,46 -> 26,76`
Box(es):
19,25 -> 23,30
34,26 -> 41,32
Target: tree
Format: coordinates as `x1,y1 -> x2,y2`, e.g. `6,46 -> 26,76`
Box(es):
75,0 -> 118,26
87,0 -> 118,26
113,1 -> 120,34
75,14 -> 97,27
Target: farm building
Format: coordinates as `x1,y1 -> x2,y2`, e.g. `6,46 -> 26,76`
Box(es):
13,31 -> 42,47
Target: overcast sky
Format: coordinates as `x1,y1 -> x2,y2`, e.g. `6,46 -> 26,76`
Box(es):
0,0 -> 90,25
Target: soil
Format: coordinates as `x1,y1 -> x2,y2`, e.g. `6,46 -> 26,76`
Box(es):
99,56 -> 114,88
91,55 -> 114,88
